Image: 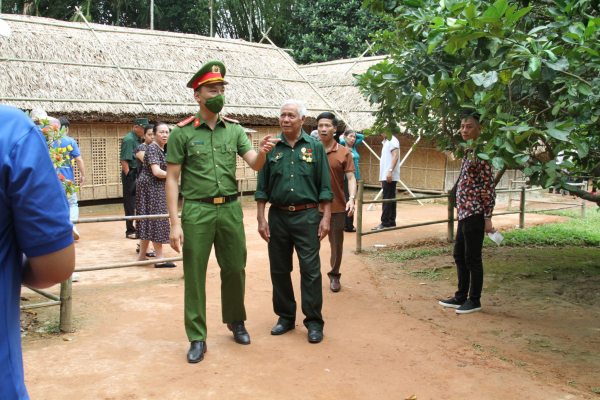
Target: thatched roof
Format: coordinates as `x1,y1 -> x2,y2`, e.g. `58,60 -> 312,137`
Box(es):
0,14 -> 340,125
301,55 -> 387,131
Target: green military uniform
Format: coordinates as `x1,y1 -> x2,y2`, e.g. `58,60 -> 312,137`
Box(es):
166,111 -> 253,342
255,131 -> 333,331
120,118 -> 146,236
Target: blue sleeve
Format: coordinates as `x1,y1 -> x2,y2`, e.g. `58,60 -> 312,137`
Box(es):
9,128 -> 73,258
339,137 -> 346,145
355,133 -> 364,147
70,137 -> 81,158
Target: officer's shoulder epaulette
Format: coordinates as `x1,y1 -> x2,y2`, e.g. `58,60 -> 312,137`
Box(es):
177,116 -> 195,127
222,116 -> 240,124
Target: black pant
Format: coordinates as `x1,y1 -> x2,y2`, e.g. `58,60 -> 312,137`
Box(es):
121,170 -> 136,235
453,213 -> 485,304
381,181 -> 397,227
343,179 -> 354,231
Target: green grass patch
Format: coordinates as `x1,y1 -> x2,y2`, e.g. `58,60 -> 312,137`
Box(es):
487,211 -> 600,247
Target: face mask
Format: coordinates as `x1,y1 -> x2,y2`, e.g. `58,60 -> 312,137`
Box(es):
200,94 -> 225,114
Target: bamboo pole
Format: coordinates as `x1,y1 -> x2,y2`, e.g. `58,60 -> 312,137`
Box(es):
447,190 -> 454,243
323,41 -> 372,97
519,186 -> 526,229
59,277 -> 72,333
75,256 -> 182,272
356,180 -> 364,253
361,218 -> 452,236
25,287 -> 60,301
362,194 -> 449,204
298,55 -> 388,68
20,301 -> 61,311
150,0 -> 154,30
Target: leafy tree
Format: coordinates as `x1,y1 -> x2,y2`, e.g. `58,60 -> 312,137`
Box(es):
356,0 -> 600,204
283,0 -> 389,64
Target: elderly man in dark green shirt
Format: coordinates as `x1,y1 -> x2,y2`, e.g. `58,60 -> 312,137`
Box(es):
166,61 -> 278,364
256,99 -> 333,344
120,118 -> 147,238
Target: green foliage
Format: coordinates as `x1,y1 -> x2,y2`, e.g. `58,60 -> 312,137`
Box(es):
357,0 -> 600,199
283,0 -> 389,64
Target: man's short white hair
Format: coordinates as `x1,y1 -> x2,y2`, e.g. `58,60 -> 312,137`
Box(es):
280,99 -> 307,118
29,109 -> 48,123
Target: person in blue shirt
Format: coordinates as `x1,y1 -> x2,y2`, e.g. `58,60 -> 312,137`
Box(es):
339,130 -> 364,232
53,118 -> 86,240
1,105 -> 76,400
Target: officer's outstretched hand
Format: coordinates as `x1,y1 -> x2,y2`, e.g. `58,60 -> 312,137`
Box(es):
259,135 -> 281,154
170,224 -> 184,253
258,219 -> 270,243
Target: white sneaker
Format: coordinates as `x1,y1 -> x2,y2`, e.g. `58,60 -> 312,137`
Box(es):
72,226 -> 80,240
72,273 -> 81,282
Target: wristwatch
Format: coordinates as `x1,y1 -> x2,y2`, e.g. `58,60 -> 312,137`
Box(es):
349,196 -> 355,199
388,168 -> 393,172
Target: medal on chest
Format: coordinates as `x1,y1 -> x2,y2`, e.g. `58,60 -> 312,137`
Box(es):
301,148 -> 313,162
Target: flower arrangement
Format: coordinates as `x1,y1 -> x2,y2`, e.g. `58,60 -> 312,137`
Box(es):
34,116 -> 80,199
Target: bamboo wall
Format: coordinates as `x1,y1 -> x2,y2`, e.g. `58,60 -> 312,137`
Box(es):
68,123 -> 275,201
357,135 -> 447,192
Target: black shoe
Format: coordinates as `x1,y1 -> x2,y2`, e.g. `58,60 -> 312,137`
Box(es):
270,322 -> 295,335
187,341 -> 207,363
308,330 -> 323,343
456,299 -> 482,314
439,297 -> 466,309
227,321 -> 251,345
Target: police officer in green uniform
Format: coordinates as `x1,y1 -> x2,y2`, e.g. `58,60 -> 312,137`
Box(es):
120,118 -> 148,238
255,99 -> 333,344
165,61 -> 279,363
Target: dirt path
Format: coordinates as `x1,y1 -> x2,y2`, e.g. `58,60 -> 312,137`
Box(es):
21,202 -> 587,399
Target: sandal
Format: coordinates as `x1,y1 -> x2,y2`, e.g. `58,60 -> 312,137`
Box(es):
155,262 -> 177,268
127,233 -> 138,239
136,244 -> 156,257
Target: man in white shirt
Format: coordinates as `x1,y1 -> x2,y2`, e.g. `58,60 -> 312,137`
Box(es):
372,131 -> 400,230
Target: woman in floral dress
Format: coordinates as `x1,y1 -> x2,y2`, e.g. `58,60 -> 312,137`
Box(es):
135,122 -> 175,268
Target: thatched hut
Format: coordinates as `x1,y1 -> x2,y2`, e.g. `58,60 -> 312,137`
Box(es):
0,14 -> 339,200
301,56 -> 524,192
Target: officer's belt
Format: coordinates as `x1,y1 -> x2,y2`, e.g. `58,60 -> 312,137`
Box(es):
194,195 -> 238,204
273,202 -> 317,212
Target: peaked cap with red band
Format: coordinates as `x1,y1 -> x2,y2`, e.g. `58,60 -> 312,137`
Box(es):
187,60 -> 228,90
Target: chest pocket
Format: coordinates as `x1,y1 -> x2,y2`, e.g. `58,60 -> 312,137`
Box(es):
299,152 -> 315,176
187,141 -> 210,167
221,142 -> 236,162
270,154 -> 285,175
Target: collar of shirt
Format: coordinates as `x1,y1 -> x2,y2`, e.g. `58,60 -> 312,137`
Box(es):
325,141 -> 339,154
276,130 -> 310,148
193,112 -> 226,129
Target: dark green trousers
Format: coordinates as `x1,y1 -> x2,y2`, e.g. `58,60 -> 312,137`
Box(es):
267,206 -> 324,331
181,200 -> 247,341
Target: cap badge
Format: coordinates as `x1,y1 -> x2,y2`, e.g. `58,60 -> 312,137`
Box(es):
212,65 -> 220,73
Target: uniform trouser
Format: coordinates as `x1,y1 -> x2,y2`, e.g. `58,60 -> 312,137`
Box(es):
121,171 -> 136,235
181,199 -> 247,342
381,181 -> 397,227
453,213 -> 485,304
268,206 -> 324,331
343,179 -> 354,231
326,212 -> 345,278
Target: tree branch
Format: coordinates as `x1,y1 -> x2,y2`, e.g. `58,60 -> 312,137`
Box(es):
494,165 -> 508,185
573,189 -> 600,206
558,70 -> 592,86
441,118 -> 462,149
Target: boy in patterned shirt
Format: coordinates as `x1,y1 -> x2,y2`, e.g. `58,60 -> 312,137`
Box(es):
440,111 -> 496,314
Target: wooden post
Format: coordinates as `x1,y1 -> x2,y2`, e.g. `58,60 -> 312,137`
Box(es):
356,180 -> 364,253
519,186 -> 526,229
581,196 -> 586,218
447,190 -> 454,242
507,180 -> 513,210
59,277 -> 73,333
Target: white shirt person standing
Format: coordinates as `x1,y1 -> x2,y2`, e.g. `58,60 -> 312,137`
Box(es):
372,132 -> 400,230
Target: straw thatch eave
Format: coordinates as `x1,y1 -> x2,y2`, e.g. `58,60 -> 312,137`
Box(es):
0,14 -> 334,124
302,55 -> 391,132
